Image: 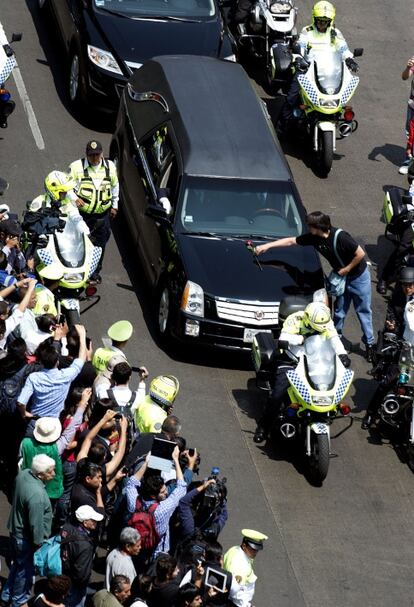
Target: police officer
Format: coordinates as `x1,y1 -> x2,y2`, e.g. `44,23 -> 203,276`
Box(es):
92,320 -> 133,373
223,529 -> 268,607
69,141 -> 119,282
280,1 -> 358,129
254,302 -> 350,443
134,375 -> 179,433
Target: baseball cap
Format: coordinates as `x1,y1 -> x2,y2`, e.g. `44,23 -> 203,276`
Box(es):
75,505 -> 104,523
86,140 -> 103,155
107,320 -> 133,342
33,417 -> 62,443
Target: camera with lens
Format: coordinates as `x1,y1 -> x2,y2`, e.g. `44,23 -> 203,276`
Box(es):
179,447 -> 201,475
202,467 -> 227,510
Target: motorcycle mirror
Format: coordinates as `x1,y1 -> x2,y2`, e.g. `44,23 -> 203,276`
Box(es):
11,33 -> 23,43
353,48 -> 363,57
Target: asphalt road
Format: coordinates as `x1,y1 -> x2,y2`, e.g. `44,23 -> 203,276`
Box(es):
1,0 -> 414,606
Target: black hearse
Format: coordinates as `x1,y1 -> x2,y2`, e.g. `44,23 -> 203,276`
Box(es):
111,55 -> 324,349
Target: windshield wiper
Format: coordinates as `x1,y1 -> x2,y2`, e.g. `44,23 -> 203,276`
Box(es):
184,231 -> 220,237
228,234 -> 277,240
133,14 -> 202,23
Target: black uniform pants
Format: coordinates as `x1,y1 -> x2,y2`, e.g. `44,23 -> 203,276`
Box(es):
81,211 -> 111,272
259,363 -> 295,431
380,225 -> 414,283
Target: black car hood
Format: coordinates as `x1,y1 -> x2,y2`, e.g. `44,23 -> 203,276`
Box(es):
176,234 -> 323,301
93,11 -> 221,63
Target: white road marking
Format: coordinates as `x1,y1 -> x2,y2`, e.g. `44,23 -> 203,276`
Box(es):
12,65 -> 45,150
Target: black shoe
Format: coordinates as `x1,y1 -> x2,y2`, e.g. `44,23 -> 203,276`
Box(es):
366,345 -> 375,363
253,426 -> 267,443
361,413 -> 374,430
90,272 -> 102,284
376,280 -> 387,295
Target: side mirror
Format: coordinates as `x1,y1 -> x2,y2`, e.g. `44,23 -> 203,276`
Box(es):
145,204 -> 170,223
11,33 -> 22,43
353,48 -> 363,58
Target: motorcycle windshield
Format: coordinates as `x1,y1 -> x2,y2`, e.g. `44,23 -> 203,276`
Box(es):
311,49 -> 343,96
54,215 -> 85,268
303,334 -> 336,391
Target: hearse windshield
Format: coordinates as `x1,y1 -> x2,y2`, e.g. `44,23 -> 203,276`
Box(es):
94,0 -> 215,18
178,177 -> 304,238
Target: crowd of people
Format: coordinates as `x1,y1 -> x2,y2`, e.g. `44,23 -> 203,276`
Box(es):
0,306 -> 268,607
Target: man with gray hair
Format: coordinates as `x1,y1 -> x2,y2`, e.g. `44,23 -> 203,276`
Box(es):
93,575 -> 131,607
105,528 -> 141,590
1,454 -> 54,607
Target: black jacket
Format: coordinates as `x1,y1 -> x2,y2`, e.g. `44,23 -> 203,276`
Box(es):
61,523 -> 95,586
386,286 -> 410,337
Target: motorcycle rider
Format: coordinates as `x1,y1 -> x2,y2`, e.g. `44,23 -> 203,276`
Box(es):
362,267 -> 414,429
279,1 -> 358,130
377,162 -> 414,295
254,302 -> 350,443
69,141 -> 119,283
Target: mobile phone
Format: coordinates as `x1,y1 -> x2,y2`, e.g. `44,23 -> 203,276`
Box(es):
57,313 -> 65,325
188,448 -> 195,457
85,337 -> 91,348
122,466 -> 129,474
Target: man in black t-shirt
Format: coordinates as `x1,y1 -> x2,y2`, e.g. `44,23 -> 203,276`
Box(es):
256,211 -> 375,360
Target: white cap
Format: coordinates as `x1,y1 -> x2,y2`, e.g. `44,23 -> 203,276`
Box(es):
75,505 -> 104,523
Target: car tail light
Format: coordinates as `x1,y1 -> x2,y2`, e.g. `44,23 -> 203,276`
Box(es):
339,403 -> 351,415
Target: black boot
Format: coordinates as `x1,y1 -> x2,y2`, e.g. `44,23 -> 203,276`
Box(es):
253,425 -> 267,444
361,412 -> 375,430
366,345 -> 375,363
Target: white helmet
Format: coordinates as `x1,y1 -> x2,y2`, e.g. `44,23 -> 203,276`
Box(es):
304,302 -> 331,332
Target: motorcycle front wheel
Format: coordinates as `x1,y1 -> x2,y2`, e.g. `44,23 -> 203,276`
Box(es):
317,130 -> 334,176
308,432 -> 330,483
65,309 -> 81,327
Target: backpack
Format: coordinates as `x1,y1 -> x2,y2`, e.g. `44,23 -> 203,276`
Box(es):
128,498 -> 160,552
106,388 -> 136,419
33,535 -> 62,577
0,364 -> 33,416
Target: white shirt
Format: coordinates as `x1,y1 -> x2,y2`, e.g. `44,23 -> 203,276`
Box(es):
105,549 -> 137,590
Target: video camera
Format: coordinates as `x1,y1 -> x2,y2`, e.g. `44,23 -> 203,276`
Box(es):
202,467 -> 227,510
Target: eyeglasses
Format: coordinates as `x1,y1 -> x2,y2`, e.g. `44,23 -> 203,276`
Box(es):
315,18 -> 331,24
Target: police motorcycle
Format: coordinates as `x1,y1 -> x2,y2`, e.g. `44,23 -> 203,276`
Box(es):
236,0 -> 298,92
22,197 -> 101,326
291,45 -> 363,176
0,24 -> 22,129
382,169 -> 414,267
252,297 -> 353,483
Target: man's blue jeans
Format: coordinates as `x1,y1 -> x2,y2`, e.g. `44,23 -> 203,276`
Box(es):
334,266 -> 374,346
1,536 -> 34,607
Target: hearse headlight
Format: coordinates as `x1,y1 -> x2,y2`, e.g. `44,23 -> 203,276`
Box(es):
87,45 -> 122,75
223,54 -> 237,62
181,281 -> 204,317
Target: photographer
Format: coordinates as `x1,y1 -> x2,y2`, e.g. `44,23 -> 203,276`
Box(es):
178,478 -> 228,542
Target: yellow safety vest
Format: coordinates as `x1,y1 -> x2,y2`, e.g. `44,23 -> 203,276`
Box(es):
135,395 -> 167,433
223,546 -> 257,586
92,347 -> 126,373
70,158 -> 116,215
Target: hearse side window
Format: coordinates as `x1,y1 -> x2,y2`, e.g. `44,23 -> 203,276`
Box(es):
139,126 -> 178,211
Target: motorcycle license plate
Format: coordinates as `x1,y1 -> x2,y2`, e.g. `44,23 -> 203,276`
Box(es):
243,328 -> 272,343
311,422 -> 328,435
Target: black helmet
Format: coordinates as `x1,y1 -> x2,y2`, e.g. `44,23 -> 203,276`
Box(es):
400,266 -> 414,283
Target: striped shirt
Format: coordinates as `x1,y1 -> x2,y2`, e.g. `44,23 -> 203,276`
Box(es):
18,358 -> 84,418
